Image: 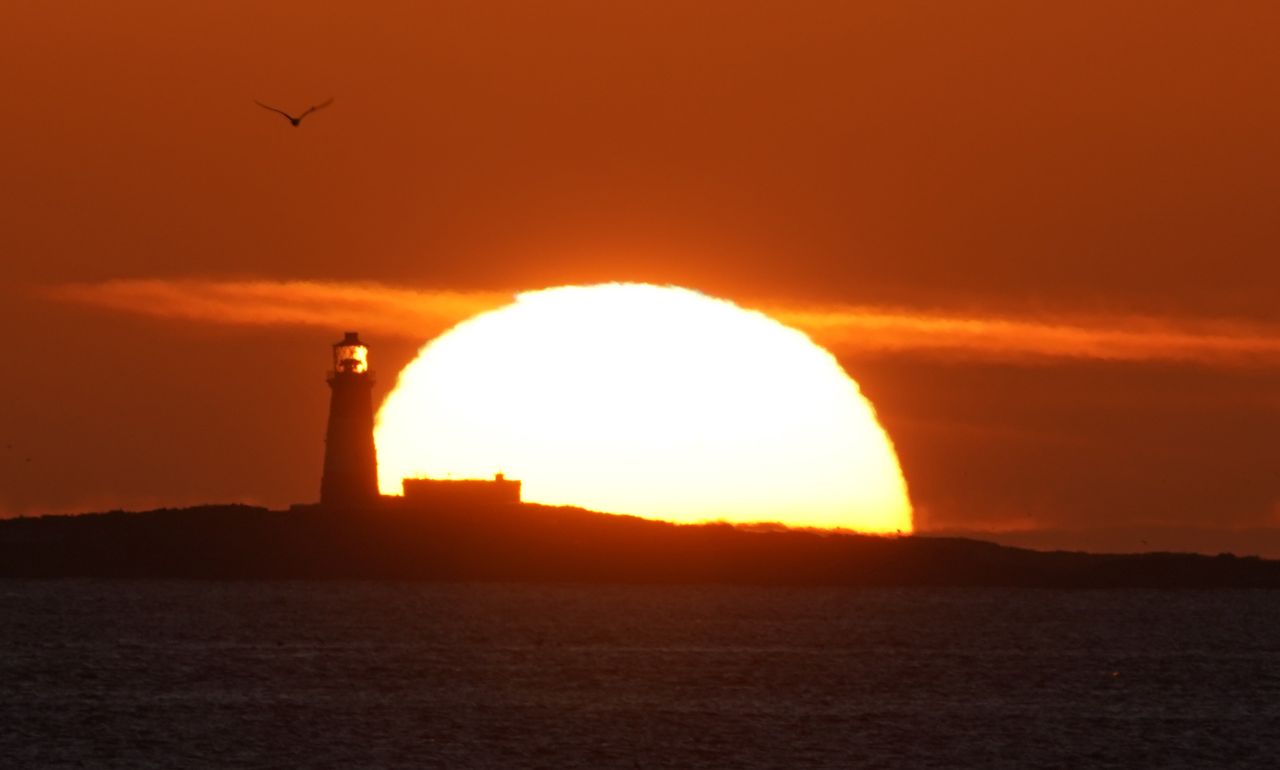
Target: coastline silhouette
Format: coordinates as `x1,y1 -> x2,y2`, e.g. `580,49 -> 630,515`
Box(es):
5,331 -> 1273,587
1,503 -> 1277,587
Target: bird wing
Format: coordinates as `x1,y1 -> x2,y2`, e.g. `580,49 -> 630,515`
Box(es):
254,100 -> 298,121
297,98 -> 335,120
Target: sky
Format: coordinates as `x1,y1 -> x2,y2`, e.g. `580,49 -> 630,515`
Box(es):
2,1 -> 1278,553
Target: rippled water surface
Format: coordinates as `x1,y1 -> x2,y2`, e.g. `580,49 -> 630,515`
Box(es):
2,582 -> 1278,768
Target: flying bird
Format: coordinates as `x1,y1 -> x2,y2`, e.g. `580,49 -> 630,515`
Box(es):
254,98 -> 334,126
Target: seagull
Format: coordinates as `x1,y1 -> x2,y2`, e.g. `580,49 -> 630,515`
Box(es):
254,98 -> 334,127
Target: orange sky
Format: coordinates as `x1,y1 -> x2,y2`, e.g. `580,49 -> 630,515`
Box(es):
2,2 -> 1277,552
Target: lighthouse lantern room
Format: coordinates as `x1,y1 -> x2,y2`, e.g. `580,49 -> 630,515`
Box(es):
333,332 -> 369,374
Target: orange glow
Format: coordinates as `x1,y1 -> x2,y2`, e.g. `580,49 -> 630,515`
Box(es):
375,284 -> 913,533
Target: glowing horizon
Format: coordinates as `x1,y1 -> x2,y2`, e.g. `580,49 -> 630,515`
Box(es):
374,283 -> 913,533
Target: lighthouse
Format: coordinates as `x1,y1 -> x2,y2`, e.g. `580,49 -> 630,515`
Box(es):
320,332 -> 380,506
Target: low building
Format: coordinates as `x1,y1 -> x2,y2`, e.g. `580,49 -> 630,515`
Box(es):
402,474 -> 522,508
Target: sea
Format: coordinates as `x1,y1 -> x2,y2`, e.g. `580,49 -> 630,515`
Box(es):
2,582 -> 1277,769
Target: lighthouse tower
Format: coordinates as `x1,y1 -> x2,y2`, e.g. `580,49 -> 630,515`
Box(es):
320,332 -> 380,506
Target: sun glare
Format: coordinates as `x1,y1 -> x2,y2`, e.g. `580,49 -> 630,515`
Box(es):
375,284 -> 913,532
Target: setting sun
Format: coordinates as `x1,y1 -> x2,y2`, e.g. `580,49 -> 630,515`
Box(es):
375,284 -> 912,532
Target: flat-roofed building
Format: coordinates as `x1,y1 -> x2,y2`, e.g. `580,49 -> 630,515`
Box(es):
402,474 -> 522,508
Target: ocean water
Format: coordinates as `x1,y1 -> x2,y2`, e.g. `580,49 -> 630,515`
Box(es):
2,583 -> 1278,769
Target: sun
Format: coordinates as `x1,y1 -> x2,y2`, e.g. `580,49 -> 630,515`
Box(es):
374,284 -> 913,533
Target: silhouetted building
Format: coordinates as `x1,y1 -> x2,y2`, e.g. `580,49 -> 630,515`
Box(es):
320,332 -> 380,506
402,474 -> 522,508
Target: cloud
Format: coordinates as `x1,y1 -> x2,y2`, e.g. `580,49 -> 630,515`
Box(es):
50,278 -> 1280,366
51,279 -> 512,341
775,306 -> 1280,365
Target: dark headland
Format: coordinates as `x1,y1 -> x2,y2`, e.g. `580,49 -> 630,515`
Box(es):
9,332 -> 1272,588
2,502 -> 1278,588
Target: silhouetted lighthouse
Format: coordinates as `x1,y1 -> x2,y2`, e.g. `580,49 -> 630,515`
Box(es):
320,332 -> 380,506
